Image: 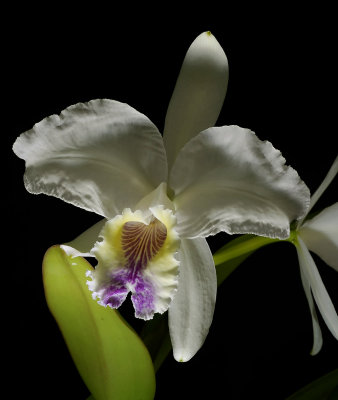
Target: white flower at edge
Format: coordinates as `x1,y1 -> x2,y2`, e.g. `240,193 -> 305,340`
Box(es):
12,32 -> 310,362
294,156 -> 338,354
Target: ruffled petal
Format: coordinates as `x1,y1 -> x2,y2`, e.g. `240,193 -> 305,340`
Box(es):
298,260 -> 323,355
170,126 -> 310,239
13,99 -> 167,218
296,236 -> 338,341
168,237 -> 217,362
163,31 -> 229,171
300,203 -> 338,271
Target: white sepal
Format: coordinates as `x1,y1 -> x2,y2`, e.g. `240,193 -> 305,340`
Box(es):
296,236 -> 338,341
60,219 -> 107,258
163,31 -> 229,171
300,203 -> 338,271
298,262 -> 323,355
300,156 -> 338,224
168,237 -> 217,362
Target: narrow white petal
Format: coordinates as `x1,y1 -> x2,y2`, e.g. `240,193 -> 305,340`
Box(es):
170,126 -> 310,239
168,237 -> 217,362
300,203 -> 338,271
13,99 -> 167,218
163,31 -> 229,171
298,259 -> 323,355
60,219 -> 107,257
296,237 -> 338,341
307,155 -> 338,217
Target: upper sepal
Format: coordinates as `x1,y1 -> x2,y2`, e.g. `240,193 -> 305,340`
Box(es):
163,31 -> 229,171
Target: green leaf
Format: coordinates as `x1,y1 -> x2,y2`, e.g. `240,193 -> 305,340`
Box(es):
285,369 -> 338,400
43,245 -> 156,400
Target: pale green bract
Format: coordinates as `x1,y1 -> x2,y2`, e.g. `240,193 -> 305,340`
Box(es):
43,245 -> 156,400
13,31 -> 310,363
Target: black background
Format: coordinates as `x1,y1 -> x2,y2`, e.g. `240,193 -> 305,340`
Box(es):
6,6 -> 338,400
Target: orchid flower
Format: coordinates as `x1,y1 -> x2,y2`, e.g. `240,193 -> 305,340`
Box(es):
13,31 -> 310,362
293,156 -> 338,355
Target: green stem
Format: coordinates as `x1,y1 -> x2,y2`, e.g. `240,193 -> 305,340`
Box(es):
213,234 -> 289,266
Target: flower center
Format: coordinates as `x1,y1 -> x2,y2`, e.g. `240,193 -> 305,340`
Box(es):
88,206 -> 180,320
121,218 -> 167,280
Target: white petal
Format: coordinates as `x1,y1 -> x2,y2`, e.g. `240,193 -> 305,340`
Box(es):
13,99 -> 167,218
168,237 -> 217,362
300,203 -> 338,271
170,126 -> 310,239
296,236 -> 338,341
163,31 -> 229,171
300,155 -> 338,224
298,260 -> 323,355
60,219 -> 107,257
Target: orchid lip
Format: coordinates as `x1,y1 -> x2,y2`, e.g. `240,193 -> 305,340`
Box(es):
87,207 -> 180,320
121,218 -> 167,281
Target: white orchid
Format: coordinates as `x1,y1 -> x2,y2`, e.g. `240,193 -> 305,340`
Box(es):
293,156 -> 338,354
13,31 -> 310,362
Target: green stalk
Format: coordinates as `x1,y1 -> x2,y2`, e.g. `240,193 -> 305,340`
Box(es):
213,235 -> 281,266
